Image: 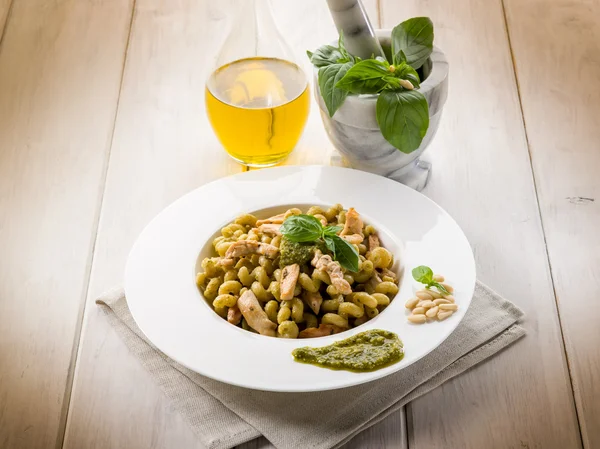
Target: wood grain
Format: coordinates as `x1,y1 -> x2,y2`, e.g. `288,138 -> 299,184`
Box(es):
0,0 -> 11,38
0,1 -> 133,448
62,1 -> 238,448
379,0 -> 583,448
362,0 -> 380,28
504,0 -> 600,447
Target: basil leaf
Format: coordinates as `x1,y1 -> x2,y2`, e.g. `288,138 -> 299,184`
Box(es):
396,62 -> 421,88
412,265 -> 433,284
382,76 -> 402,90
280,214 -> 324,242
391,17 -> 434,69
324,234 -> 359,272
376,90 -> 429,154
324,234 -> 337,256
396,50 -> 407,64
335,59 -> 390,94
306,50 -> 313,60
337,31 -> 354,63
431,282 -> 449,295
309,45 -> 344,68
323,225 -> 343,236
318,62 -> 353,117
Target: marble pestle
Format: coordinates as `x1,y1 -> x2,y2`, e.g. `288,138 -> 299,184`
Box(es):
326,0 -> 385,60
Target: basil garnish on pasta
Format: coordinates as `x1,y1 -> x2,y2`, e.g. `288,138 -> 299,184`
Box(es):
279,214 -> 323,242
280,214 -> 359,272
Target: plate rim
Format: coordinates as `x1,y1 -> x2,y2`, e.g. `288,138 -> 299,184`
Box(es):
124,165 -> 476,392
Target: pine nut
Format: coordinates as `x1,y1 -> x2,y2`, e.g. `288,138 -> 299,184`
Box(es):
408,314 -> 426,324
426,306 -> 439,318
440,283 -> 454,293
428,289 -> 442,299
438,311 -> 454,321
439,303 -> 458,311
399,79 -> 414,90
405,297 -> 419,309
416,290 -> 433,300
407,275 -> 456,325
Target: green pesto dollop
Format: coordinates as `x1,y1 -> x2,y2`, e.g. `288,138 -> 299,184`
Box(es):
279,237 -> 326,268
292,329 -> 404,372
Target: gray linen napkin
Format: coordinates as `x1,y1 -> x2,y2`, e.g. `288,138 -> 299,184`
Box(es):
96,282 -> 525,449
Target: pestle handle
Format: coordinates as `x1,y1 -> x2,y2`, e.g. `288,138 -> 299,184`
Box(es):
326,0 -> 385,60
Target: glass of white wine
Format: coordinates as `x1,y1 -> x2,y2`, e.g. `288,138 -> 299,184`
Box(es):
205,0 -> 310,167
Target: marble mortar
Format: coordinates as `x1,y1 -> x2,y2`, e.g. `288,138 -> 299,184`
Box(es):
314,30 -> 449,188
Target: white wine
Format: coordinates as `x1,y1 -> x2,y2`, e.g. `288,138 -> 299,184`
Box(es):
206,57 -> 310,167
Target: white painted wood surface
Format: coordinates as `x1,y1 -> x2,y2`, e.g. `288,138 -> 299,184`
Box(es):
379,1 -> 582,448
0,1 -> 133,448
504,0 -> 600,447
62,1 -> 236,448
0,0 -> 596,447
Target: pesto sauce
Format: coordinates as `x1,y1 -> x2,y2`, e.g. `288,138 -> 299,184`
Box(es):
292,329 -> 404,372
279,237 -> 326,268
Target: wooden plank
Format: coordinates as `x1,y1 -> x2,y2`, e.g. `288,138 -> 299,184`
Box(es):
0,1 -> 134,448
62,1 -> 239,448
503,0 -> 600,446
378,1 -> 583,448
363,0 -> 380,28
240,410 -> 406,449
0,0 -> 11,38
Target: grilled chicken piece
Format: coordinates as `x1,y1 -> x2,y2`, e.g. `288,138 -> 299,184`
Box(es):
341,207 -> 364,237
298,323 -> 345,338
311,250 -> 352,295
366,272 -> 383,294
302,290 -> 323,314
256,213 -> 286,227
258,223 -> 281,236
237,291 -> 277,337
225,240 -> 279,259
280,264 -> 300,300
380,268 -> 398,282
311,250 -> 330,271
341,234 -> 364,245
227,304 -> 242,325
368,234 -> 380,252
217,257 -> 235,267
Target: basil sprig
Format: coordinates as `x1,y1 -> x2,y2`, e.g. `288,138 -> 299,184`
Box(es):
279,214 -> 323,242
308,17 -> 434,154
311,32 -> 356,116
280,215 -> 359,272
411,265 -> 449,295
391,17 -> 434,69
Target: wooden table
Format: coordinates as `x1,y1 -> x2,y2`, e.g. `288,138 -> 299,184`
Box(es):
1,0 -> 598,448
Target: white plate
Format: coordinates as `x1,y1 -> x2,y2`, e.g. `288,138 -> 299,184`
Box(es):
125,166 -> 475,392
